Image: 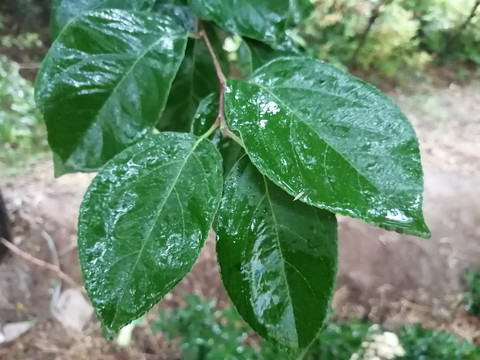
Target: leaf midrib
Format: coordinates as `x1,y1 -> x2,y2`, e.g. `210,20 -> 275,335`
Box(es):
262,176 -> 300,347
68,30 -> 183,161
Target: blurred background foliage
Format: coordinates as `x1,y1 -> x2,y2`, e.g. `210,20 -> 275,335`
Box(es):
300,0 -> 480,79
0,53 -> 48,174
0,12 -> 47,174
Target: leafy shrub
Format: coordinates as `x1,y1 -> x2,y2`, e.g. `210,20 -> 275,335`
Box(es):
301,0 -> 480,78
355,3 -> 432,78
0,0 -> 51,28
0,56 -> 47,173
36,1 -> 430,357
302,0 -> 367,70
153,295 -> 282,360
464,269 -> 480,317
410,0 -> 480,64
397,324 -> 480,360
154,295 -> 480,360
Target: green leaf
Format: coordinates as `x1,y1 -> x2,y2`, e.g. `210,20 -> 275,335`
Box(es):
225,57 -> 430,238
245,37 -> 301,71
51,0 -> 156,38
158,23 -> 228,132
152,1 -> 195,31
78,132 -> 223,337
154,0 -> 187,5
188,0 -> 313,46
35,9 -> 188,176
216,157 -> 338,356
192,94 -> 244,175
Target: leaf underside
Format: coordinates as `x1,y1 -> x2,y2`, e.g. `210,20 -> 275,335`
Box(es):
188,0 -> 313,46
158,23 -> 228,132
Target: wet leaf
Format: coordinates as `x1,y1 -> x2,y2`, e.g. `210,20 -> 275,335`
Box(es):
225,57 -> 430,237
216,157 -> 338,356
78,132 -> 223,337
152,1 -> 195,31
35,9 -> 188,175
192,94 -> 244,175
245,37 -> 301,71
51,0 -> 156,38
188,0 -> 313,46
158,23 -> 228,132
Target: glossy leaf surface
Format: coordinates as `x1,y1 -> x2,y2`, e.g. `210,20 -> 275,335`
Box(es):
152,1 -> 195,31
78,133 -> 223,337
245,37 -> 301,71
36,10 -> 188,175
216,157 -> 338,356
158,24 -> 228,132
225,57 -> 430,237
188,0 -> 313,45
51,0 -> 156,38
192,94 -> 244,175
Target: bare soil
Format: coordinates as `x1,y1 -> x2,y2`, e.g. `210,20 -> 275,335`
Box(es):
1,82 -> 480,359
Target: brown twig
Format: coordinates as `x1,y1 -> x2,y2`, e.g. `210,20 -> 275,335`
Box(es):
198,24 -> 245,147
0,237 -> 81,289
198,25 -> 226,127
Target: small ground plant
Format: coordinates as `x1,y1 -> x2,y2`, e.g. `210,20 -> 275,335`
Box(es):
464,269 -> 480,317
35,1 -> 430,357
154,295 -> 480,360
0,55 -> 47,173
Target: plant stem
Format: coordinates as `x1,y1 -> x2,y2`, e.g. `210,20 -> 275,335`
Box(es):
198,22 -> 244,146
350,0 -> 393,66
445,0 -> 480,54
457,0 -> 480,35
201,122 -> 220,140
0,236 -> 81,289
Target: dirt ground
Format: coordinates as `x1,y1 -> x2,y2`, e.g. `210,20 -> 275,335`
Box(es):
0,82 -> 480,359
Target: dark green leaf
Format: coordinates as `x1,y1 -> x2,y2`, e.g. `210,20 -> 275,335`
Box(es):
188,0 -> 313,46
51,0 -> 156,38
192,94 -> 244,175
225,57 -> 430,238
158,23 -> 229,132
152,2 -> 195,31
192,93 -> 218,137
154,0 -> 187,5
245,37 -> 301,71
236,39 -> 254,78
216,157 -> 338,356
78,132 -> 223,337
35,9 -> 188,175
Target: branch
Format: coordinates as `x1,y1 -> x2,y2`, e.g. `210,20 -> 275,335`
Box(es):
197,23 -> 245,147
0,237 -> 81,289
198,24 -> 227,127
350,0 -> 393,66
457,0 -> 480,34
444,0 -> 480,56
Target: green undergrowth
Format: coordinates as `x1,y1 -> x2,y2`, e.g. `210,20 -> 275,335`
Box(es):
153,295 -> 480,360
0,55 -> 48,175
